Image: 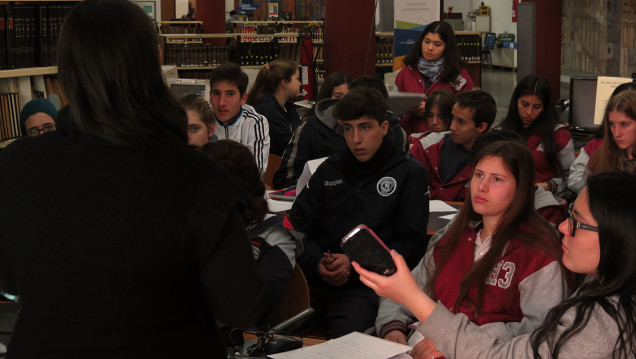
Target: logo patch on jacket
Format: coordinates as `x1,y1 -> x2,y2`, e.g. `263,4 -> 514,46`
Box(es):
324,179 -> 343,187
377,177 -> 397,196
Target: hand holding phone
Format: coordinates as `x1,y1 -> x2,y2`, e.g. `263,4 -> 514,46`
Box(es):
341,225 -> 396,276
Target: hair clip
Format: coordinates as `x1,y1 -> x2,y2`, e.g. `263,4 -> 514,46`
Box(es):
263,64 -> 270,72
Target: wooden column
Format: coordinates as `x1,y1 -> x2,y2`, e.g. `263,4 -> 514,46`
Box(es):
325,0 -> 376,79
522,0 -> 562,102
197,0 -> 225,35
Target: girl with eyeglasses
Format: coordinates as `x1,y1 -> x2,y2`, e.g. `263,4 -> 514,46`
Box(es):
356,171 -> 636,359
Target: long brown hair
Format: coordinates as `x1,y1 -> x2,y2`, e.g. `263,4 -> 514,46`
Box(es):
428,141 -> 563,315
246,59 -> 298,106
589,90 -> 636,173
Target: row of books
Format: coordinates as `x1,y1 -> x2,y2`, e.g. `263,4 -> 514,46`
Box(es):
164,44 -> 230,67
158,23 -> 203,35
0,93 -> 22,142
238,43 -> 280,66
376,38 -> 393,64
0,4 -> 75,70
456,34 -> 482,62
164,41 -> 306,68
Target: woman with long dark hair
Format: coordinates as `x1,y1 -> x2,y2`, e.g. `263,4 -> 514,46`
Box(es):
396,21 -> 474,136
0,0 -> 265,357
499,75 -> 575,195
376,141 -> 567,357
357,171 -> 636,359
396,21 -> 473,96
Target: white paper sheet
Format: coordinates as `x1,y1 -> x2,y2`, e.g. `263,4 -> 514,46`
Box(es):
269,332 -> 411,359
429,200 -> 459,212
295,157 -> 327,197
266,190 -> 294,213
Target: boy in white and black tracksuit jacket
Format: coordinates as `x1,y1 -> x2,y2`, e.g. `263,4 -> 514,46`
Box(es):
214,103 -> 270,175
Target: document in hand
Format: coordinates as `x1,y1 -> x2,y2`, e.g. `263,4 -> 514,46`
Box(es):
268,331 -> 411,359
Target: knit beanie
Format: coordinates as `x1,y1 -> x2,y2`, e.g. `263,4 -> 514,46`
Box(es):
19,98 -> 58,132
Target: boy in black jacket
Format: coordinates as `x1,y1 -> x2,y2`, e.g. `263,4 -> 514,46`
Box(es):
289,87 -> 430,338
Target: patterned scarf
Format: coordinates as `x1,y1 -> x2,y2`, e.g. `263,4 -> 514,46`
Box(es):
417,56 -> 445,82
617,149 -> 636,173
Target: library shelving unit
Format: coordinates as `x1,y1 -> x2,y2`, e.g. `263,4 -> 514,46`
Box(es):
0,0 -> 79,148
455,31 -> 482,88
160,20 -> 326,86
375,32 -> 394,80
157,20 -> 203,34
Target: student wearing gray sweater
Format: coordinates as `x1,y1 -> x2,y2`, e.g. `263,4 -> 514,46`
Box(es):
356,171 -> 636,359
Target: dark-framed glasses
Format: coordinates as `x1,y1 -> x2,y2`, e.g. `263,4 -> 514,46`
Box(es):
567,203 -> 598,237
26,124 -> 56,137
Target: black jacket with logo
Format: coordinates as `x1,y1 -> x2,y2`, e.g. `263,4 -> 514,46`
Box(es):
289,150 -> 430,284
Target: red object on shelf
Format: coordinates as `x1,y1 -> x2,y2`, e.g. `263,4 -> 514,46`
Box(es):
300,35 -> 315,100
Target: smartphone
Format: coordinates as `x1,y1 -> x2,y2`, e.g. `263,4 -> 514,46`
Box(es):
341,225 -> 396,276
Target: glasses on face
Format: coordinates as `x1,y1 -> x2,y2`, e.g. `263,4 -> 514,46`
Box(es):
25,124 -> 56,137
567,203 -> 599,237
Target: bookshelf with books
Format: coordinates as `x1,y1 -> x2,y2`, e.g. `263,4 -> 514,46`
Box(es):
157,20 -> 203,35
159,20 -> 325,83
455,31 -> 482,88
375,32 -> 394,80
0,0 -> 78,148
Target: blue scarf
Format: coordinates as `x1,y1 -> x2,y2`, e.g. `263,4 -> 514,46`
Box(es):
417,56 -> 445,82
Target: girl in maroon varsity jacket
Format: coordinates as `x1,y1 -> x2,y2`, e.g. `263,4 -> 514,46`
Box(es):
498,75 -> 575,196
376,141 -> 569,358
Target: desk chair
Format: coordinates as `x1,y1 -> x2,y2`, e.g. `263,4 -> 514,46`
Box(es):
264,265 -> 311,329
481,33 -> 496,71
263,154 -> 283,189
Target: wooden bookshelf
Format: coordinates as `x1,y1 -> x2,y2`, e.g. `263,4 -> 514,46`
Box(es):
0,66 -> 58,79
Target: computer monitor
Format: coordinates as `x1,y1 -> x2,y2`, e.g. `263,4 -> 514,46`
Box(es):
166,78 -> 211,101
569,76 -> 599,132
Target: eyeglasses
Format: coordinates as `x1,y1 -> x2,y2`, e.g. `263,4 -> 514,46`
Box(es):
25,124 -> 56,137
567,203 -> 598,237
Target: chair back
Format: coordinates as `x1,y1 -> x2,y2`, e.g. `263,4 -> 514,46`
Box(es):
483,33 -> 496,50
263,153 -> 283,189
265,265 -> 311,327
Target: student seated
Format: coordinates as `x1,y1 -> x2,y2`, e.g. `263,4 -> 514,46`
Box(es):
470,129 -> 567,229
568,83 -> 636,194
356,171 -> 636,359
210,63 -> 270,174
179,94 -> 216,147
288,87 -> 430,338
499,75 -> 575,196
273,75 -> 408,189
20,98 -> 57,137
410,90 -> 497,202
376,140 -> 568,356
301,71 -> 351,121
203,140 -> 302,323
248,59 -> 302,157
404,88 -> 455,139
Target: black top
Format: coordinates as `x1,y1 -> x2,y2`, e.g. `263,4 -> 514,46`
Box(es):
253,93 -> 301,157
289,147 -> 430,282
0,129 -> 266,358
